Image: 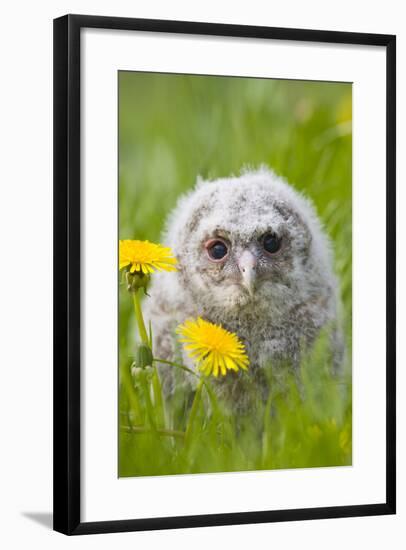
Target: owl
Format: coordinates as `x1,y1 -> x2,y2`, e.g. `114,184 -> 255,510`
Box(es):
144,167 -> 344,412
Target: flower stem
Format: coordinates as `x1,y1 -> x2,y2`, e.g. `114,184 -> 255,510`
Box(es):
184,378 -> 204,449
132,290 -> 149,345
202,379 -> 220,415
151,366 -> 165,429
153,358 -> 198,378
139,368 -> 156,431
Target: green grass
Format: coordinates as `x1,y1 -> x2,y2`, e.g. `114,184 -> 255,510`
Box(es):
118,72 -> 352,477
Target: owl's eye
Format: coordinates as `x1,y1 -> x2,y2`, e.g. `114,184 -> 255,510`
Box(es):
263,233 -> 282,255
206,239 -> 229,261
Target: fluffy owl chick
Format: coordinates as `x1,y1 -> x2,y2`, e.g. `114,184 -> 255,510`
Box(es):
144,167 -> 343,411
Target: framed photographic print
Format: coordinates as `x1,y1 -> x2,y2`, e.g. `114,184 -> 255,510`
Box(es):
53,14 -> 396,535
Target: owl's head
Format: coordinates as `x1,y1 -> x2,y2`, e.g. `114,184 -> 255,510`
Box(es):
165,168 -> 332,314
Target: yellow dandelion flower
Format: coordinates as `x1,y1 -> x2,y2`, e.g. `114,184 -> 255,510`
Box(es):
177,317 -> 249,377
119,239 -> 178,275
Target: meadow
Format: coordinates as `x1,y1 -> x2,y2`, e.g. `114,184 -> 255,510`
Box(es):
118,72 -> 352,477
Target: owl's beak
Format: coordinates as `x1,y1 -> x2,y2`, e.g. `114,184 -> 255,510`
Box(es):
238,250 -> 257,297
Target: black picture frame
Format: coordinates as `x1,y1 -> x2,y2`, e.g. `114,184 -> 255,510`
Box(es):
53,14 -> 396,536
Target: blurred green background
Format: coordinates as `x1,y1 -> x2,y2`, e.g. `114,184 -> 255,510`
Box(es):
118,72 -> 352,477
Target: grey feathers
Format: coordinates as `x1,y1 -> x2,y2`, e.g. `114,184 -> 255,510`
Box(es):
144,167 -> 343,412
